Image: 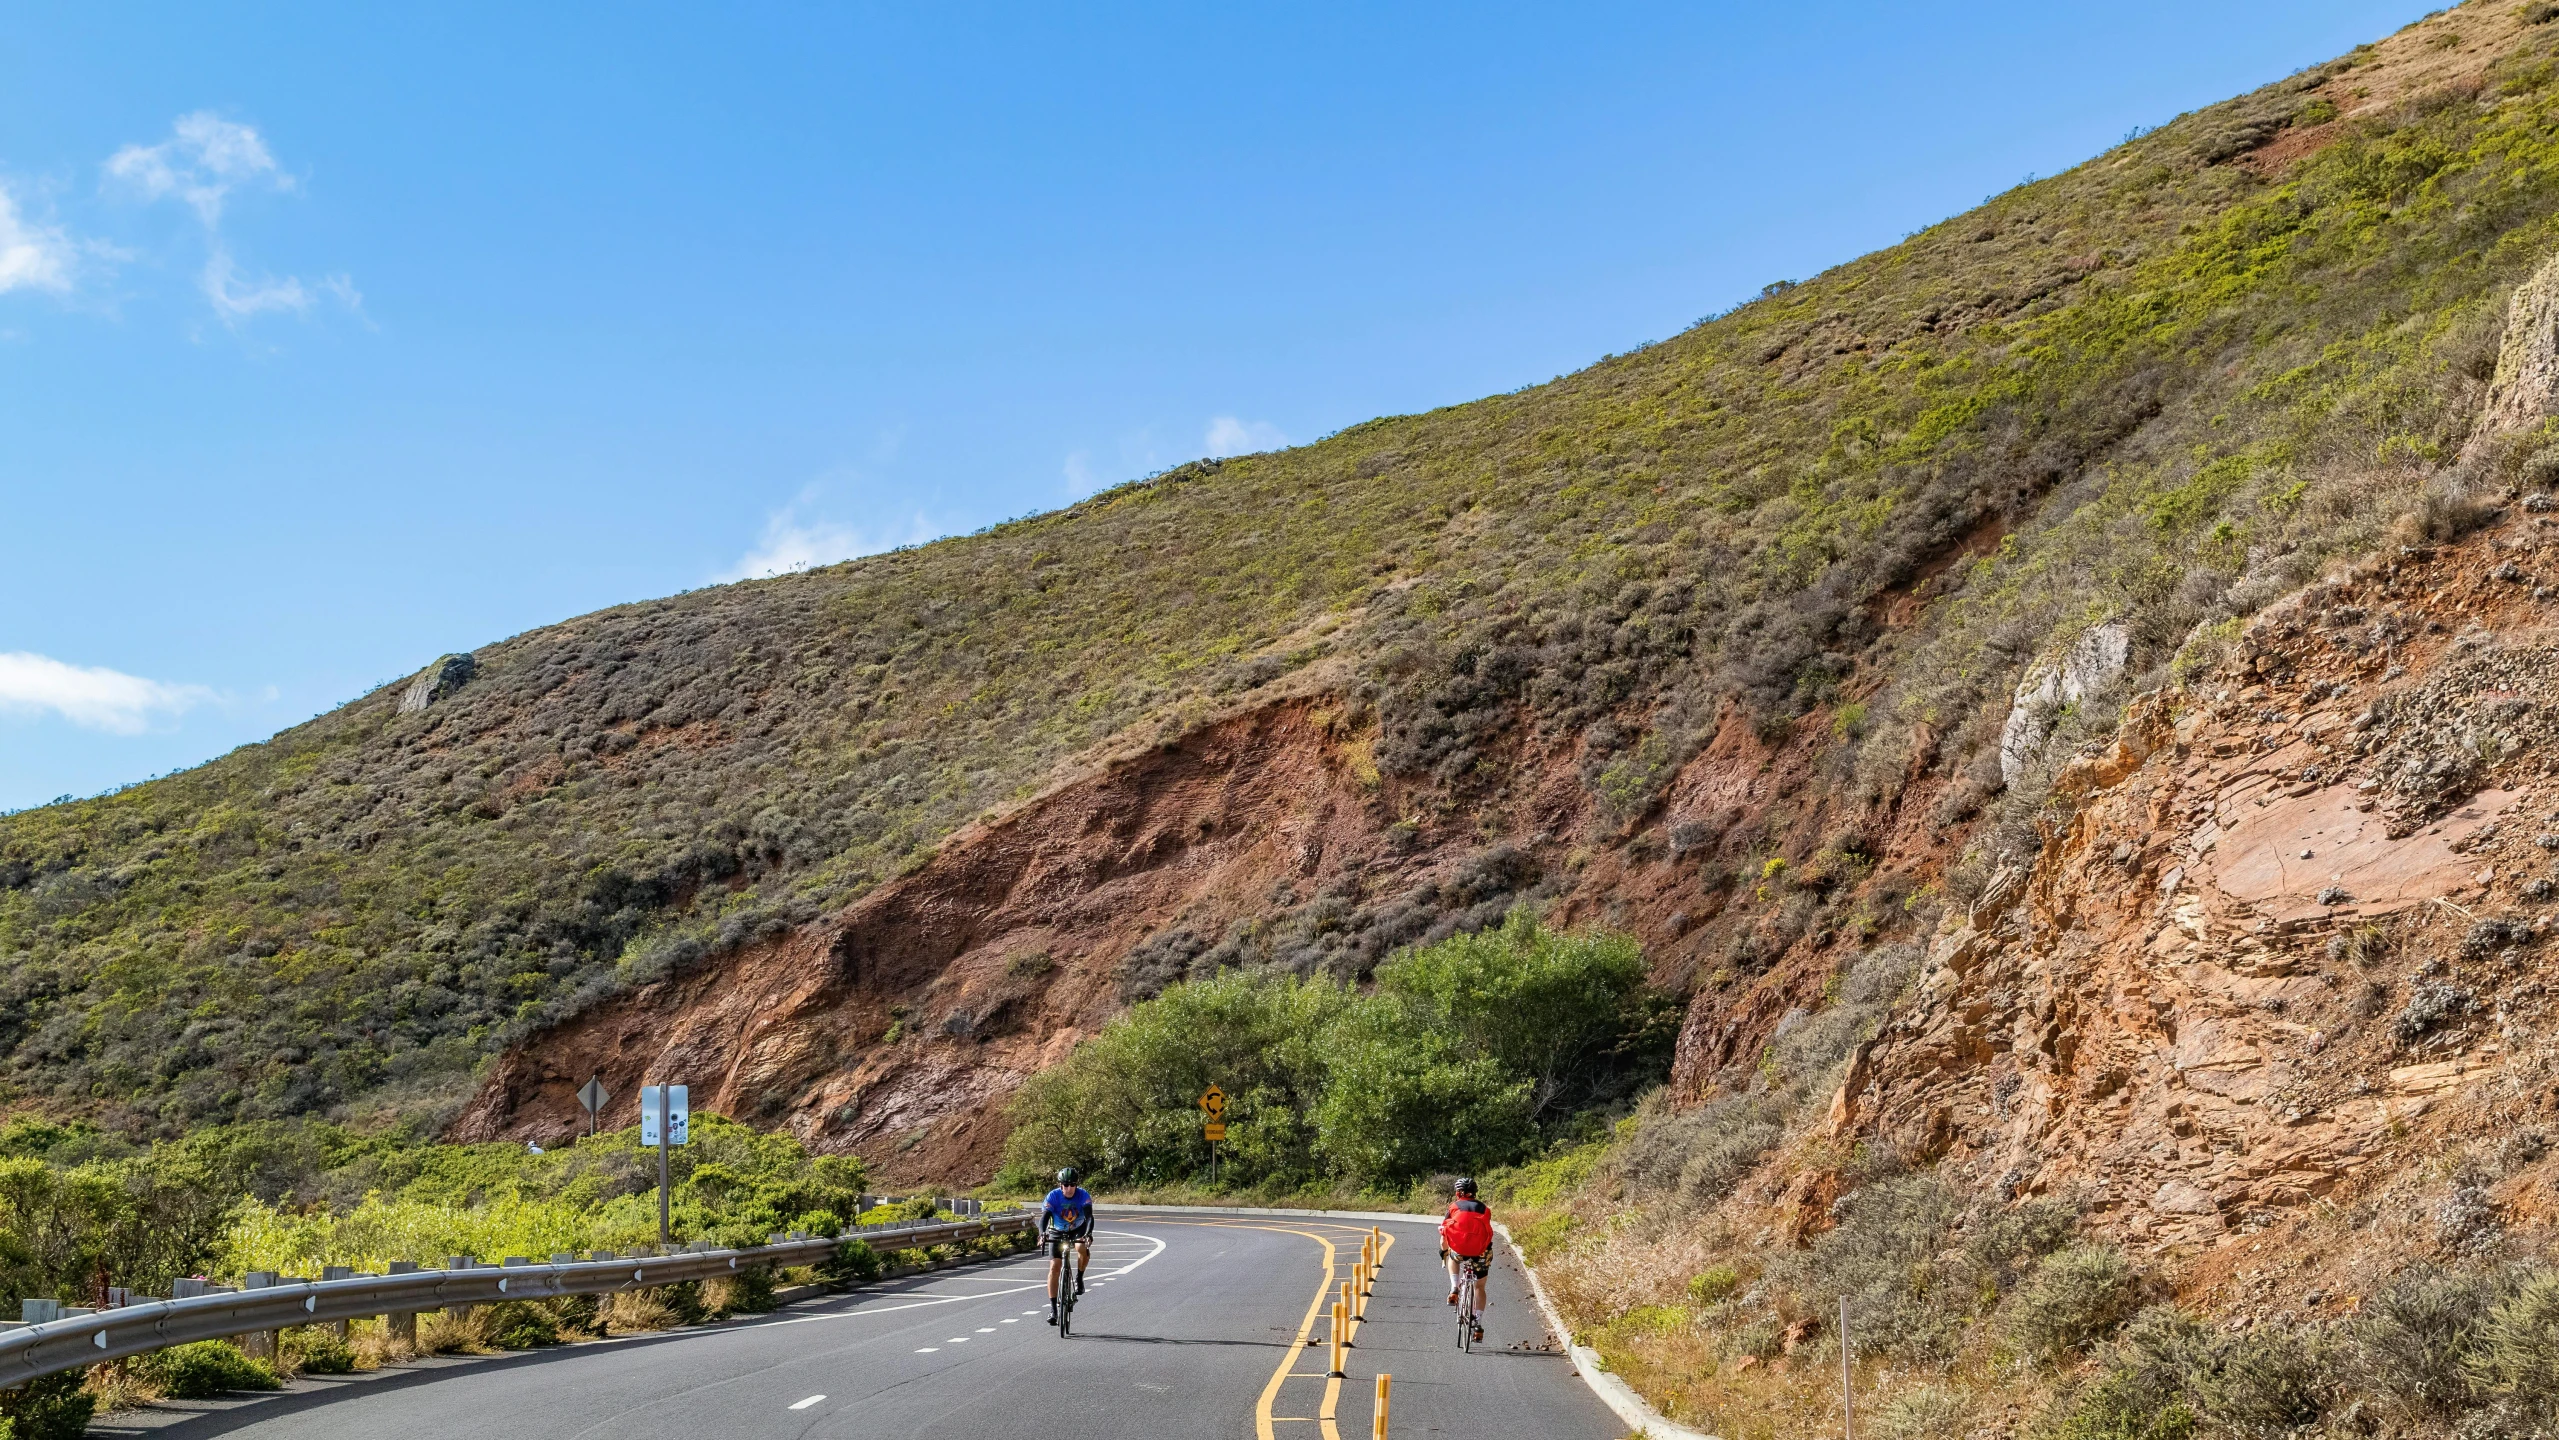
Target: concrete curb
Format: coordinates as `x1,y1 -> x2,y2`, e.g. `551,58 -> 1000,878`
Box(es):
1101,1202 -> 1717,1440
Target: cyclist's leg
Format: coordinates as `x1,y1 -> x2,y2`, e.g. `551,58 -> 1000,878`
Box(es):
1074,1233 -> 1091,1291
1046,1241 -> 1062,1300
1443,1248 -> 1460,1301
1473,1256 -> 1491,1312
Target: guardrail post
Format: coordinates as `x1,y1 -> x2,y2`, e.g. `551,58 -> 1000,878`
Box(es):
321,1267 -> 354,1339
444,1256 -> 476,1323
240,1273 -> 281,1362
1374,1373 -> 1391,1439
385,1260 -> 419,1345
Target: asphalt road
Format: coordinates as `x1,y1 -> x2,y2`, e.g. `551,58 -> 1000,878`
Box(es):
96,1214 -> 1619,1440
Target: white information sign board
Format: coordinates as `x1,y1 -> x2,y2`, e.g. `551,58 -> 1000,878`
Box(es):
639,1085 -> 689,1146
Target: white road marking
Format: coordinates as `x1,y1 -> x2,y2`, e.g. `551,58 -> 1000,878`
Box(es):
915,1347 -> 938,1353
789,1395 -> 825,1411
1087,1230 -> 1168,1278
1000,1318 -> 1019,1324
976,1327 -> 995,1332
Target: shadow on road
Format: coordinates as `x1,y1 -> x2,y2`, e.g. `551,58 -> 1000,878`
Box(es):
91,1274 -> 999,1438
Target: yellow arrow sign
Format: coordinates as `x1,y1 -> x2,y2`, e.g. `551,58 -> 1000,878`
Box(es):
1199,1085 -> 1226,1118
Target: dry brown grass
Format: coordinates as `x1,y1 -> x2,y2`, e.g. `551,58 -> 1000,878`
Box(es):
350,1319 -> 417,1370
416,1308 -> 493,1355
79,1360 -> 166,1414
600,1288 -> 681,1333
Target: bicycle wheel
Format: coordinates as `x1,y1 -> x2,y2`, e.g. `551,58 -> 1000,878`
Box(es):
1053,1240 -> 1074,1338
1457,1268 -> 1473,1352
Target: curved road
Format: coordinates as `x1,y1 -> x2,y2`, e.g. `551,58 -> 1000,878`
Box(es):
95,1214 -> 1616,1440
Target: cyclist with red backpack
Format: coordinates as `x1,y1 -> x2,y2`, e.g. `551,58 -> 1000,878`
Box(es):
1439,1177 -> 1493,1343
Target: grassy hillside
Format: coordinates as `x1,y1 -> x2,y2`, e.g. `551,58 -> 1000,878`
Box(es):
9,0 -> 2559,1128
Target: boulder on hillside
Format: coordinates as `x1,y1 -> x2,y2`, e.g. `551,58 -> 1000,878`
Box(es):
1998,622 -> 2129,785
397,654 -> 477,715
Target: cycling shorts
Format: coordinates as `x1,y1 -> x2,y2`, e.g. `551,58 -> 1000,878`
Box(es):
1048,1218 -> 1093,1244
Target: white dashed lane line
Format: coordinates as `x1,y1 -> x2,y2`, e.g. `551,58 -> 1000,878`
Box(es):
788,1395 -> 825,1411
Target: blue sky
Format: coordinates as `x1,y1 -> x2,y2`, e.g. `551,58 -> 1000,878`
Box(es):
2,1 -> 2436,811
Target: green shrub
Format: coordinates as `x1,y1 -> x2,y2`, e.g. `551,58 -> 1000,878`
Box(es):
1876,1382 -> 1970,1440
0,1372 -> 90,1440
2193,1324 -> 2333,1435
1772,1174 -> 1966,1364
1962,1198 -> 2082,1287
547,1292 -> 601,1336
133,1340 -> 282,1398
284,1325 -> 355,1374
2353,1263 -> 2500,1417
1006,918 -> 1654,1191
485,1300 -> 560,1349
1687,1265 -> 1741,1307
2471,1271 -> 2559,1419
726,1267 -> 778,1314
2038,1307 -> 2214,1440
823,1238 -> 882,1284
2008,1245 -> 2145,1366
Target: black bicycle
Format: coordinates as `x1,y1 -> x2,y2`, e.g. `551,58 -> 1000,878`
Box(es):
1048,1231 -> 1084,1338
1454,1251 -> 1489,1351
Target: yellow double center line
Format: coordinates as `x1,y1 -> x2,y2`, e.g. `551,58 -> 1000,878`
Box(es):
1162,1219 -> 1396,1440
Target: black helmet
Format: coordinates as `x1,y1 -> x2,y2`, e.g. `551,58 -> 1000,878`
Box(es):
1453,1177 -> 1477,1195
1056,1167 -> 1080,1186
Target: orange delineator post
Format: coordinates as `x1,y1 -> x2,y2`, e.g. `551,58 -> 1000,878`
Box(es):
1341,1280 -> 1355,1332
1330,1299 -> 1347,1375
1374,1373 -> 1392,1439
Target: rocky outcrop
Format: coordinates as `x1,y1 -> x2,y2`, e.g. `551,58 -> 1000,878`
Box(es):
1997,621 -> 2131,784
1838,520 -> 2559,1260
448,699 -> 1389,1181
397,654 -> 477,714
2463,249 -> 2559,461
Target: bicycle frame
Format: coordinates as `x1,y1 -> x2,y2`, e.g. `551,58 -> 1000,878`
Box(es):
1049,1231 -> 1085,1337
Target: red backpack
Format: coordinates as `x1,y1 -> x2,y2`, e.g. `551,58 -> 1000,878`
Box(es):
1442,1198 -> 1493,1257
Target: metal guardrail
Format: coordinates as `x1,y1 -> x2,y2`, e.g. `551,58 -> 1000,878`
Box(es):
0,1210 -> 1037,1391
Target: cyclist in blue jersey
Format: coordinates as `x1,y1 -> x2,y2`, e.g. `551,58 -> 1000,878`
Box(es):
1042,1167 -> 1094,1325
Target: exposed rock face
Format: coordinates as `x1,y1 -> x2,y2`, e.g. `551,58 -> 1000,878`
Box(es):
397,654 -> 477,714
1998,621 -> 2131,784
1838,521 -> 2559,1255
449,700 -> 1383,1181
2463,249 -> 2559,461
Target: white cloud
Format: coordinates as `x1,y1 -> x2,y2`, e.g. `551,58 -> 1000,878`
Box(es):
107,111 -> 353,324
106,111 -> 289,226
0,652 -> 210,734
202,250 -> 359,320
720,491 -> 939,581
1205,415 -> 1287,457
0,184 -> 79,295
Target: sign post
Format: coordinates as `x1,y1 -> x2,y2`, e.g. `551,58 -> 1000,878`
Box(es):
1198,1085 -> 1227,1187
576,1076 -> 610,1139
640,1084 -> 689,1243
